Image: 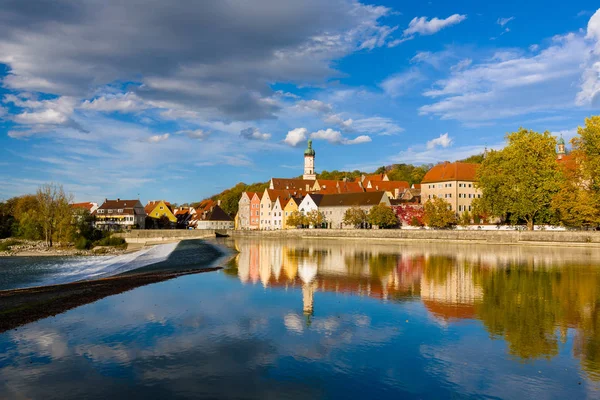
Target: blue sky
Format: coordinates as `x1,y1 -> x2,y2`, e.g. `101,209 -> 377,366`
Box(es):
0,1 -> 599,204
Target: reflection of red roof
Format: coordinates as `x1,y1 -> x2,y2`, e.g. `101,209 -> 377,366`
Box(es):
422,162 -> 479,183
422,300 -> 477,320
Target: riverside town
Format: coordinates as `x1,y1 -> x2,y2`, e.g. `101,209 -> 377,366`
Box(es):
2,3 -> 600,400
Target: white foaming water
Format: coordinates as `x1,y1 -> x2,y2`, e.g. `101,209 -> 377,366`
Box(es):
37,242 -> 180,287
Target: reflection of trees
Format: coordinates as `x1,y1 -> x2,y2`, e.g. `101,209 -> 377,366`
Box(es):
476,269 -> 559,360
368,254 -> 400,279
475,266 -> 600,380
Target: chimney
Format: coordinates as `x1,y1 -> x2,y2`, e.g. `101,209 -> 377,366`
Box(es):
217,199 -> 221,206
117,198 -> 120,202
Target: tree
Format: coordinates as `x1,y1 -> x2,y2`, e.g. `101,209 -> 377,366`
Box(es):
552,117 -> 600,228
367,203 -> 398,228
476,129 -> 561,230
36,183 -> 72,247
285,210 -> 306,228
306,210 -> 326,228
423,197 -> 456,229
395,204 -> 424,226
343,207 -> 367,228
458,211 -> 471,227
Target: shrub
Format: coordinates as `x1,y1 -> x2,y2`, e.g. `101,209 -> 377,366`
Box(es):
0,239 -> 21,252
94,236 -> 126,247
75,236 -> 91,250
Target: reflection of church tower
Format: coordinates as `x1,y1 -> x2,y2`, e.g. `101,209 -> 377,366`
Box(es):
557,136 -> 566,160
302,283 -> 315,316
303,139 -> 316,180
299,259 -> 318,316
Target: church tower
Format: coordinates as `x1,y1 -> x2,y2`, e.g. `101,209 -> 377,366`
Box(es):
303,139 -> 316,180
557,135 -> 566,160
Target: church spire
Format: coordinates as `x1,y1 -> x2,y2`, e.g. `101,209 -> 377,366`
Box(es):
303,139 -> 316,180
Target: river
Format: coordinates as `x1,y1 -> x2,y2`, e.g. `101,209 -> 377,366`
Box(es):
1,237 -> 600,399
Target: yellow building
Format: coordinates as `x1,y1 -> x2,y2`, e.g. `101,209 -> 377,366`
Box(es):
145,200 -> 177,223
283,197 -> 302,229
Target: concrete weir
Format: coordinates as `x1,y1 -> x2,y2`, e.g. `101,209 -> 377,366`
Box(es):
116,228 -> 600,247
114,229 -> 221,244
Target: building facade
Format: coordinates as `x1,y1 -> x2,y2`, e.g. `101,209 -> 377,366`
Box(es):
420,162 -> 481,214
237,192 -> 254,230
319,192 -> 390,229
94,199 -> 146,230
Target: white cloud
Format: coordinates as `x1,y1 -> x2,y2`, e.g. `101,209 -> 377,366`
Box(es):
576,9 -> 600,106
420,32 -> 590,122
497,17 -> 515,27
310,128 -> 371,145
324,113 -> 353,129
176,129 -> 209,140
145,133 -> 170,143
13,109 -> 70,125
426,133 -> 452,149
404,14 -> 467,36
8,96 -> 77,126
284,127 -> 308,147
529,44 -> 540,52
450,58 -> 472,71
350,117 -> 404,136
293,99 -> 333,114
80,92 -> 149,112
380,69 -> 424,97
240,127 -> 271,141
346,135 -> 372,144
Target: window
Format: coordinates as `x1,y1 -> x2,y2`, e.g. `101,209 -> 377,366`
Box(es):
108,209 -> 113,214
160,206 -> 163,210
155,212 -> 159,216
468,184 -> 472,188
469,206 -> 472,212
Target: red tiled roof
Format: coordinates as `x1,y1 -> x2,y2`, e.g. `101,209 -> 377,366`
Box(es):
367,181 -> 409,191
71,202 -> 95,211
271,178 -> 314,191
421,162 -> 479,183
318,191 -> 387,207
364,173 -> 387,182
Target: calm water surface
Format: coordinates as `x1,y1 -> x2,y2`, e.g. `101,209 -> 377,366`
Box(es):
2,238 -> 600,399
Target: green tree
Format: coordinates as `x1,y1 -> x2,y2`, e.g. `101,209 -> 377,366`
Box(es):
476,128 -> 561,230
553,116 -> 600,227
306,210 -> 326,228
423,197 -> 456,228
343,206 -> 367,228
458,211 -> 471,227
367,203 -> 398,228
286,210 -> 306,228
36,183 -> 72,247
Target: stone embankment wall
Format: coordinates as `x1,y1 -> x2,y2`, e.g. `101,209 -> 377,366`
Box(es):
115,229 -> 218,243
231,229 -> 600,247
115,228 -> 600,247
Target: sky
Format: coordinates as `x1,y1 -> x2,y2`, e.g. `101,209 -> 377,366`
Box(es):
0,1 -> 599,204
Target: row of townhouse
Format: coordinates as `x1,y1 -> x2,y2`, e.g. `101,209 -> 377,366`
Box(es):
71,198 -> 233,231
237,185 -> 391,230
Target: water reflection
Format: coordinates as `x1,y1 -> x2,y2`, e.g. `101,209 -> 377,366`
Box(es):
229,238 -> 600,380
2,238 -> 600,399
